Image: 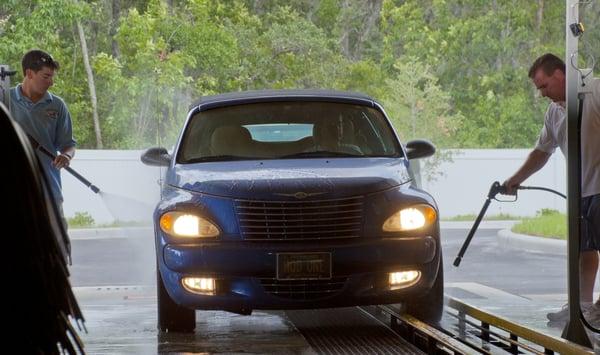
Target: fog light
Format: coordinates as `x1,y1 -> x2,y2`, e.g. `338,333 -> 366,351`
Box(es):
388,271 -> 420,290
182,277 -> 216,295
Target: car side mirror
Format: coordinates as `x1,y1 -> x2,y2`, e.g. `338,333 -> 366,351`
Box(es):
405,139 -> 435,160
141,147 -> 171,167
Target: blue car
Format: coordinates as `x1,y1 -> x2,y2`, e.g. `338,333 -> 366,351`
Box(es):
141,90 -> 442,332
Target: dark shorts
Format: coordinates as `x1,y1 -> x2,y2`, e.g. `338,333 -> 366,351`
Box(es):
581,194 -> 600,251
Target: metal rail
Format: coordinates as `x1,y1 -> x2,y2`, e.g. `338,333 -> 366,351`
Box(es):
366,297 -> 594,354
365,304 -> 479,354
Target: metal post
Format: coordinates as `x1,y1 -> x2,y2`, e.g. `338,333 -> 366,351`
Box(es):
0,65 -> 15,109
562,0 -> 591,347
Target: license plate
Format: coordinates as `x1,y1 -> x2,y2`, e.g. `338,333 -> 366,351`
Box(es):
277,252 -> 332,280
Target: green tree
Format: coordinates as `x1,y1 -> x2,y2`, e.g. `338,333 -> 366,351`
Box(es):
380,0 -> 564,148
382,57 -> 462,182
0,0 -> 580,150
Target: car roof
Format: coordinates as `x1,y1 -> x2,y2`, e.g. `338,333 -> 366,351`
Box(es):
189,89 -> 376,111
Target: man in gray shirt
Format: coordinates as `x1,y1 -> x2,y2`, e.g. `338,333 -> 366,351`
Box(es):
504,53 -> 600,324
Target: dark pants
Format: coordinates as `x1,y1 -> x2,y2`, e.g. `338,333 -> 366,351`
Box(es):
581,194 -> 600,251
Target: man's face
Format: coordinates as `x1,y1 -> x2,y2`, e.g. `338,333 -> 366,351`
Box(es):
532,68 -> 565,103
25,66 -> 55,95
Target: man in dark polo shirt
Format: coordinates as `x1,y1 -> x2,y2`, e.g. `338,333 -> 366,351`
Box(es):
10,49 -> 76,216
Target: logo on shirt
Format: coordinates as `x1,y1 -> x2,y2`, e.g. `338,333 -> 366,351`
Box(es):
45,109 -> 59,119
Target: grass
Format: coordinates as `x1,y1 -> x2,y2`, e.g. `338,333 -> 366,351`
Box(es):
511,209 -> 566,239
443,213 -> 523,221
67,212 -> 151,229
94,220 -> 152,228
445,209 -> 567,239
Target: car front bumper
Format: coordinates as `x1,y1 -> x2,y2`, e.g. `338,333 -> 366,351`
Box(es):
158,236 -> 440,312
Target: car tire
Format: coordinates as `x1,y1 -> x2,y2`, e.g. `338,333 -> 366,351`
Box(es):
406,255 -> 444,324
157,269 -> 196,333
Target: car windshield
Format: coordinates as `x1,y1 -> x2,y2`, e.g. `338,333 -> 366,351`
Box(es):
177,101 -> 402,163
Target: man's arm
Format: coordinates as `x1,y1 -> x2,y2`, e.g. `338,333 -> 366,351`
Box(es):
53,146 -> 76,169
53,97 -> 76,170
503,149 -> 551,194
60,146 -> 75,159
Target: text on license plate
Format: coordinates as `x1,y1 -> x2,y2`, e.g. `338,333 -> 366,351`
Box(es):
277,252 -> 332,280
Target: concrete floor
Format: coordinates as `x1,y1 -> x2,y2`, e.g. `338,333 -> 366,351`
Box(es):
74,283 -> 600,354
75,286 -> 314,354
70,227 -> 600,354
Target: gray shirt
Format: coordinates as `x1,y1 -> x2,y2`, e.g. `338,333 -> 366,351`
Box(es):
535,78 -> 600,197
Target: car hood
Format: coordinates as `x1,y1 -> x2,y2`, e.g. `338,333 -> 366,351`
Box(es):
168,158 -> 412,199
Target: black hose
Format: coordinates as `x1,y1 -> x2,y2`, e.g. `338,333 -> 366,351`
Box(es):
517,186 -> 566,199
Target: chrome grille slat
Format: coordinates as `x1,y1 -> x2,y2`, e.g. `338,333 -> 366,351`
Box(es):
238,202 -> 362,210
243,222 -> 361,229
260,282 -> 346,288
236,196 -> 364,240
238,209 -> 362,216
239,215 -> 360,223
243,229 -> 360,236
268,289 -> 338,295
259,277 -> 347,300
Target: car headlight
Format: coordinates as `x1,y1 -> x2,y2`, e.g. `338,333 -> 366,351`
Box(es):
159,211 -> 220,238
382,204 -> 437,232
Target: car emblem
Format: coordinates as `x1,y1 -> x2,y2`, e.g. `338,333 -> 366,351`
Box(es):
274,191 -> 327,199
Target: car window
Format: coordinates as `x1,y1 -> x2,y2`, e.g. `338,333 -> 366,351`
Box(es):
177,101 -> 401,163
244,123 -> 313,142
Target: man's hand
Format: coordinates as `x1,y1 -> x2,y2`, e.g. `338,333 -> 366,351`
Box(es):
502,177 -> 521,195
53,153 -> 71,169
503,149 -> 551,196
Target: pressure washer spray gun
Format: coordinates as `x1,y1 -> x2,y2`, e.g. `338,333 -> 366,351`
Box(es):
453,181 -> 565,267
28,135 -> 101,194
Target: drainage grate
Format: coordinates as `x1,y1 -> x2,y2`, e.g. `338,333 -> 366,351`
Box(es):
285,308 -> 422,354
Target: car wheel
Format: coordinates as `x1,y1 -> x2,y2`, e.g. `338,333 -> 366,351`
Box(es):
157,269 -> 196,333
406,256 -> 444,324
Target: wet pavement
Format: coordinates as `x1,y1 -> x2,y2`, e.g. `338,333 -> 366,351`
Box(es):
70,226 -> 600,353
75,286 -> 314,354
75,283 -> 600,354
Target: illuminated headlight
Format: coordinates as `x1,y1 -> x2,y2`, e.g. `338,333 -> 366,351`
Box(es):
182,277 -> 216,295
389,270 -> 421,290
160,212 -> 220,238
382,204 -> 437,232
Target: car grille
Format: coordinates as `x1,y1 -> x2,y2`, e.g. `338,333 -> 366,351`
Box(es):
259,277 -> 347,300
235,196 -> 364,240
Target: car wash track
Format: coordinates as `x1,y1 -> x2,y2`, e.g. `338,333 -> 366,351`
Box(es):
279,299 -> 595,354
69,226 -> 600,354
73,285 -> 594,354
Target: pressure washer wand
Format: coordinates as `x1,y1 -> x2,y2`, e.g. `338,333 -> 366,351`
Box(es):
453,181 -> 566,268
453,181 -> 506,267
29,137 -> 100,194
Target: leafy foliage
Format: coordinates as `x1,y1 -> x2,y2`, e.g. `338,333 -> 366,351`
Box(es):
67,211 -> 95,228
1,0 -> 585,154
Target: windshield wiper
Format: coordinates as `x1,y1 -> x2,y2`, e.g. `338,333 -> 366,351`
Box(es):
280,151 -> 360,158
183,155 -> 256,163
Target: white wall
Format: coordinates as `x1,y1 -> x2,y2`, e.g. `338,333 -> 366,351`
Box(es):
62,150 -> 163,224
421,149 -> 566,219
62,149 -> 567,223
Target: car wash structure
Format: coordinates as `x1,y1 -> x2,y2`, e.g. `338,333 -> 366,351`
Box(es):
562,0 -> 596,346
1,1 -> 599,354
